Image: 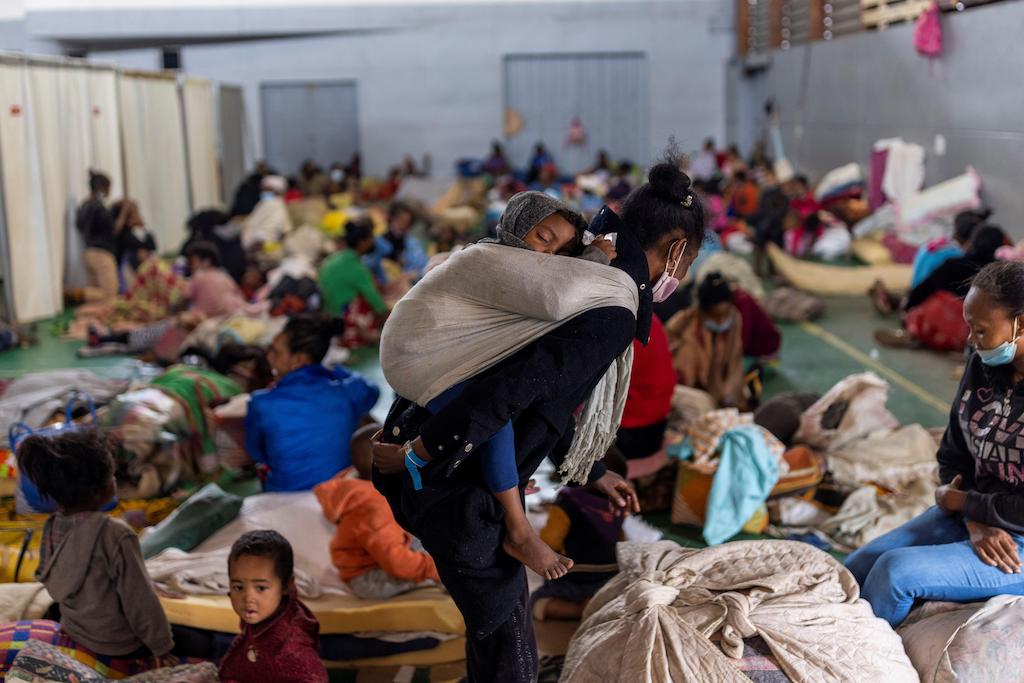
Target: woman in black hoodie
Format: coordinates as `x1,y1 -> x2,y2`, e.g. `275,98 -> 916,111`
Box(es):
371,156 -> 705,682
848,261 -> 1024,627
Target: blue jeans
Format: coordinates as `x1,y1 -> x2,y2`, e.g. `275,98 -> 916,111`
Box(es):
845,506 -> 1024,626
425,383 -> 519,493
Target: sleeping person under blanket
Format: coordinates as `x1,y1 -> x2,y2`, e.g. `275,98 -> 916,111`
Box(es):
377,191 -> 617,582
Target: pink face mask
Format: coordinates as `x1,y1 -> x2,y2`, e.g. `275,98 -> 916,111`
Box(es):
652,240 -> 686,303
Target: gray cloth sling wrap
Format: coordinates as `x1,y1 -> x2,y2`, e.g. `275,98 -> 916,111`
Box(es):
380,243 -> 638,483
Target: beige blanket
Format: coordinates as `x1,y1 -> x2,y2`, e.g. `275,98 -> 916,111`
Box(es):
380,243 -> 638,482
827,424 -> 939,492
561,540 -> 917,683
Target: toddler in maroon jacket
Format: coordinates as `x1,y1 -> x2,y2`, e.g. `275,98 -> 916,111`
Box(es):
219,531 -> 327,683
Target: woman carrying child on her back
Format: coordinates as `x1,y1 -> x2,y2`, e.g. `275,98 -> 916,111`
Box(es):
0,431 -> 176,678
373,155 -> 705,681
382,191 -> 619,581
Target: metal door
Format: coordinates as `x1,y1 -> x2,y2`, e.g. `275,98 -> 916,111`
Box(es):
504,53 -> 648,175
260,80 -> 359,176
218,84 -> 247,200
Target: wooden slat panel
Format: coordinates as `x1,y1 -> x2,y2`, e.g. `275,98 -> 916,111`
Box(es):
861,0 -> 932,27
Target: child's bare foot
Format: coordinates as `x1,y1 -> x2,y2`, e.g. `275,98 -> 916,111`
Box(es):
503,528 -> 573,580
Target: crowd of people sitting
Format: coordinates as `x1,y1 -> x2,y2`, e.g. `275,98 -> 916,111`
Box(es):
0,132 -> 1021,682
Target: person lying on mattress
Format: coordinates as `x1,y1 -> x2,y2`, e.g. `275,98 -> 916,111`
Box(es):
870,207 -> 988,315
0,431 -> 175,677
847,261 -> 1024,627
315,424 -> 440,600
873,225 -> 1008,350
220,530 -> 327,683
246,314 -> 380,492
378,190 -> 618,582
371,155 -> 703,682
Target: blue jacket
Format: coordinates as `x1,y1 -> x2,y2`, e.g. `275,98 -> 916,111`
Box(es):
366,234 -> 428,282
245,364 -> 380,492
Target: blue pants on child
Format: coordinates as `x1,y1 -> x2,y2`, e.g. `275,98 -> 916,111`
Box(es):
425,382 -> 519,493
845,506 -> 1024,626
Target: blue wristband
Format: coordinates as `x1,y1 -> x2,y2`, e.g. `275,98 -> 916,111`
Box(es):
405,447 -> 428,491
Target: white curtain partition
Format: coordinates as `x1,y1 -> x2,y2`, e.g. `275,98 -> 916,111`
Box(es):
0,63 -> 60,322
88,70 -> 124,199
0,57 -> 218,322
60,67 -> 124,291
182,77 -> 221,210
119,72 -> 191,252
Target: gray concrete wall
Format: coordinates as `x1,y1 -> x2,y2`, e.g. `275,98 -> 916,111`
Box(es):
760,0 -> 1024,237
26,1 -> 733,179
89,47 -> 160,71
181,1 -> 733,178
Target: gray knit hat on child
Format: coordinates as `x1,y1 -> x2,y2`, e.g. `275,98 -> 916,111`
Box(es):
485,191 -> 587,250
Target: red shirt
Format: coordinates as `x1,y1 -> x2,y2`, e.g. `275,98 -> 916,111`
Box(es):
734,289 -> 781,359
621,316 -> 675,429
220,594 -> 327,683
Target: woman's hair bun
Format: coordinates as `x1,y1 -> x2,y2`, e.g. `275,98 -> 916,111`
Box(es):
328,316 -> 347,338
648,149 -> 693,204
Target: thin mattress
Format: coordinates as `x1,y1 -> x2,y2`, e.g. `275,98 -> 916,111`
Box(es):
160,587 -> 466,668
768,243 -> 912,295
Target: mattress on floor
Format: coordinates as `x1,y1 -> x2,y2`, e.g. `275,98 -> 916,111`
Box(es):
850,238 -> 894,266
160,587 -> 464,636
768,243 -> 912,295
323,637 -> 466,669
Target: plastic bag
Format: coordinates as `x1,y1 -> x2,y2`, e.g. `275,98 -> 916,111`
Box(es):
795,373 -> 900,451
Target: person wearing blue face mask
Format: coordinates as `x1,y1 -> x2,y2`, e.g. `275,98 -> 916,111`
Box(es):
666,271 -> 746,409
847,261 -> 1024,627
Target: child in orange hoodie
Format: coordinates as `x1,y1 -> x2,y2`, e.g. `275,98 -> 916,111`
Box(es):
314,425 -> 440,600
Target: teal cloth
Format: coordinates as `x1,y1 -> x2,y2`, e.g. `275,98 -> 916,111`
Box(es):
703,425 -> 781,546
140,483 -> 242,559
668,437 -> 694,461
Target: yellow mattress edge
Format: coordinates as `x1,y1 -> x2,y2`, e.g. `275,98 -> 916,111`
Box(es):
160,590 -> 465,636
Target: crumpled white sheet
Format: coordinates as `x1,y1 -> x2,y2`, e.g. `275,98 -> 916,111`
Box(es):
146,491 -> 349,597
147,547 -> 323,599
899,595 -> 1024,683
0,370 -> 128,436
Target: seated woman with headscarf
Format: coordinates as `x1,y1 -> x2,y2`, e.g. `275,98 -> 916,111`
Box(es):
666,272 -> 746,409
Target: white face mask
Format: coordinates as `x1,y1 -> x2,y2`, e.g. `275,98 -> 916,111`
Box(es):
651,240 -> 687,303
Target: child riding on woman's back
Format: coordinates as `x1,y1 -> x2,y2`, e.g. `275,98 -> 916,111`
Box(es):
377,191 -> 617,581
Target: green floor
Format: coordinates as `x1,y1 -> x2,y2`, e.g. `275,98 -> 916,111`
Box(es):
766,296 -> 959,427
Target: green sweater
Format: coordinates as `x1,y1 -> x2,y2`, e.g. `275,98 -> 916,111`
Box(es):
319,249 -> 387,316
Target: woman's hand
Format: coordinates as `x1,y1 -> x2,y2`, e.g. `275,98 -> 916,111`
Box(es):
935,474 -> 968,514
967,520 -> 1022,574
370,430 -> 407,474
589,471 -> 640,517
590,235 -> 617,261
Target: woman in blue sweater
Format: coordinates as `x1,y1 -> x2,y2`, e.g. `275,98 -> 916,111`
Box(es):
246,315 -> 380,492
